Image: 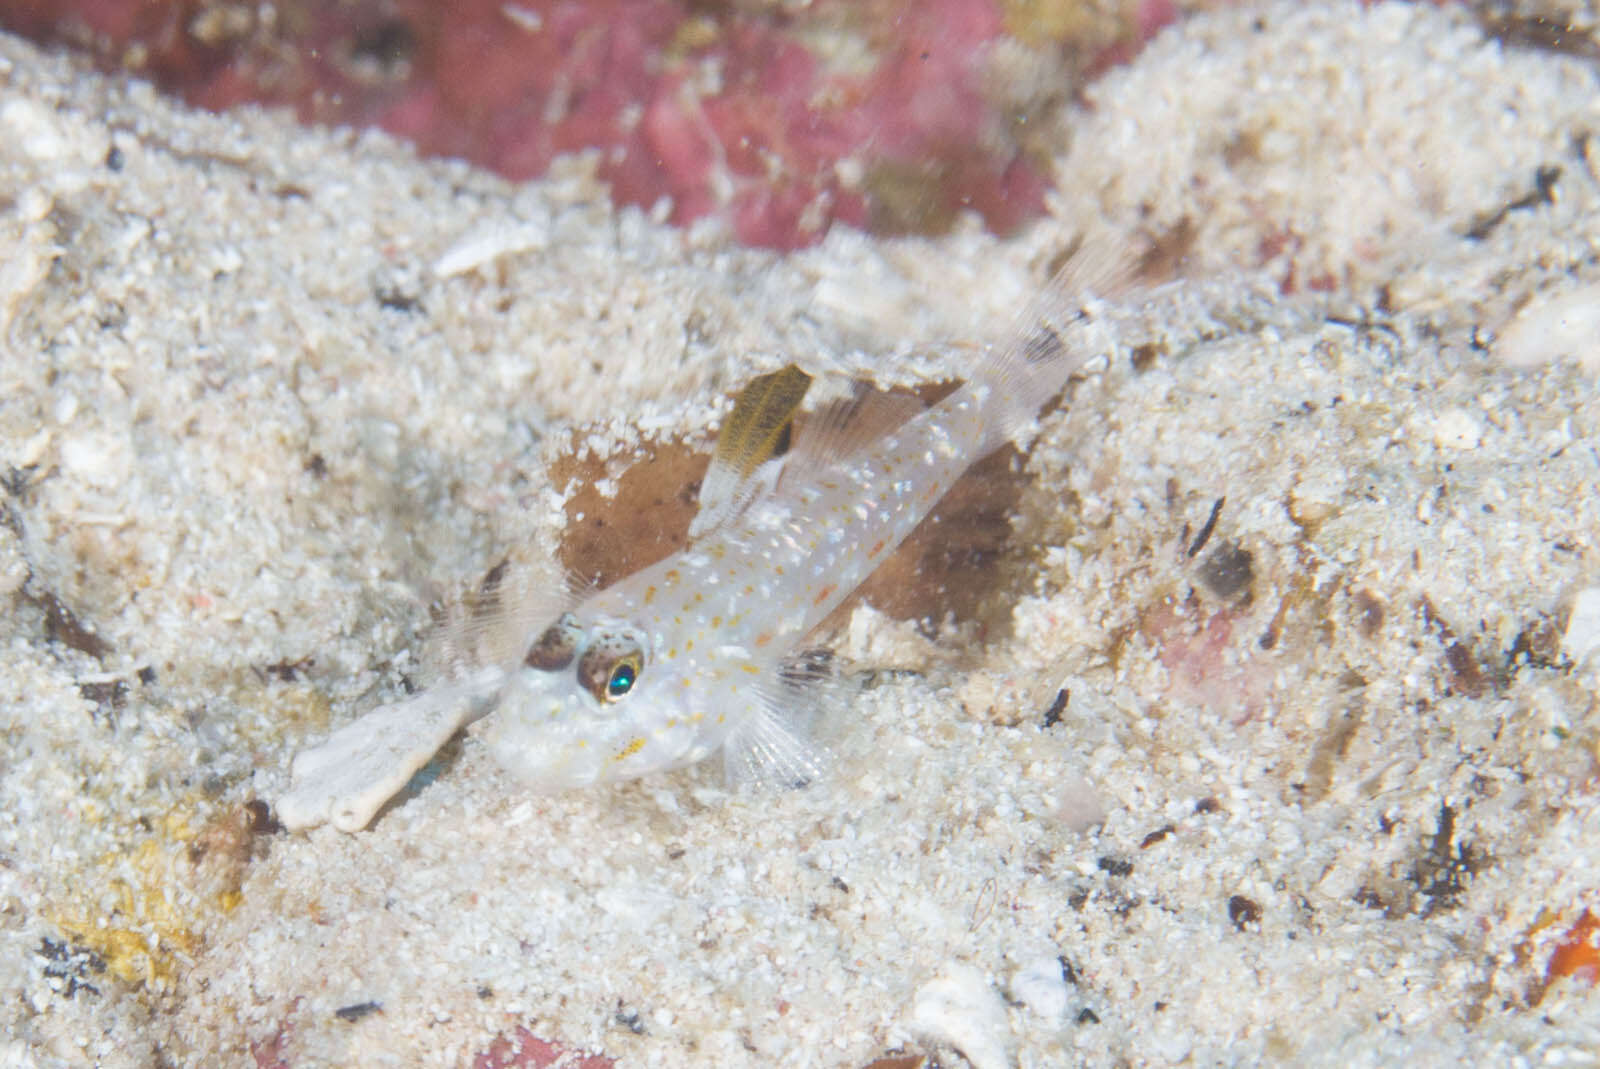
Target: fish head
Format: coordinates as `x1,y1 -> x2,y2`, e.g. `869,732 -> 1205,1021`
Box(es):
478,609 -> 708,789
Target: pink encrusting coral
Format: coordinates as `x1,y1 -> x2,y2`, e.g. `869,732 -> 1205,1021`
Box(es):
0,0 -> 1202,248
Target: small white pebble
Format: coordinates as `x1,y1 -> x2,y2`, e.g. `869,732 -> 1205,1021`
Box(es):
911,964 -> 1010,1069
14,429 -> 51,468
1563,588 -> 1600,666
1496,284 -> 1600,374
1053,771 -> 1107,833
1431,408 -> 1482,451
58,432 -> 130,489
500,3 -> 544,33
1010,956 -> 1069,1022
1,98 -> 70,161
432,220 -> 549,278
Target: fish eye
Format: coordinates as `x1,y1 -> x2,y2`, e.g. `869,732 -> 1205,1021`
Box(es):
605,658 -> 639,700
577,629 -> 646,704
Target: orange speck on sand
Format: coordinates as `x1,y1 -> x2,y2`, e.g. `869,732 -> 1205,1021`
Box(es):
1548,910 -> 1600,985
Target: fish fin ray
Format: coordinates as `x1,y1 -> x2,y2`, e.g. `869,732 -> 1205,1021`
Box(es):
968,235 -> 1139,451
722,704 -> 827,791
721,650 -> 845,790
690,364 -> 812,539
777,386 -> 927,487
423,556 -> 577,681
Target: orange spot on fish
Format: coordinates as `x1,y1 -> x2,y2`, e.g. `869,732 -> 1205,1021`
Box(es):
813,583 -> 838,607
643,585 -> 657,606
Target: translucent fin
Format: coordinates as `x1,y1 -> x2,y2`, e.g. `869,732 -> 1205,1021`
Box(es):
690,364 -> 812,539
423,555 -> 577,683
721,648 -> 844,790
276,667 -> 506,832
968,238 -> 1139,452
778,386 -> 927,484
721,699 -> 827,791
1049,230 -> 1142,302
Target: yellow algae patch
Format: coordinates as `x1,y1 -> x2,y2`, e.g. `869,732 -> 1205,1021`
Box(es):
51,822 -> 201,991
48,802 -> 265,993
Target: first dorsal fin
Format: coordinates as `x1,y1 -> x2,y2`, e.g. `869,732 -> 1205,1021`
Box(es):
689,364 -> 813,539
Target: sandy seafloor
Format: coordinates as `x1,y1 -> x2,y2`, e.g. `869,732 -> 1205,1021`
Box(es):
3,2 -> 1600,1066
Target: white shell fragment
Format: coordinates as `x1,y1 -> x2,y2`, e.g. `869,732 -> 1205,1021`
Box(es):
432,219 -> 550,278
910,964 -> 1011,1069
1495,283 -> 1600,374
1010,956 -> 1070,1022
276,669 -> 504,832
1563,588 -> 1600,667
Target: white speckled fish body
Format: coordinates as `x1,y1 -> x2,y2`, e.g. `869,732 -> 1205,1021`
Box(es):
481,378 -> 1026,790
279,277 -> 1109,830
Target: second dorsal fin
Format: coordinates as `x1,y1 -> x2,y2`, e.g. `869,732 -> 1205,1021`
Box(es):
781,382 -> 926,478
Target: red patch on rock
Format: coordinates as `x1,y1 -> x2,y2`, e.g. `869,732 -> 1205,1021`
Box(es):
474,1026 -> 616,1069
0,0 -> 1094,248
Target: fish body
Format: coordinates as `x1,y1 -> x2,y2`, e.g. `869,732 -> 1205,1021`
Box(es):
482,322 -> 1083,790
278,280 -> 1103,831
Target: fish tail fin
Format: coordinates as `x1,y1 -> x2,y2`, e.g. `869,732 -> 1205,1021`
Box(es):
973,237 -> 1134,452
